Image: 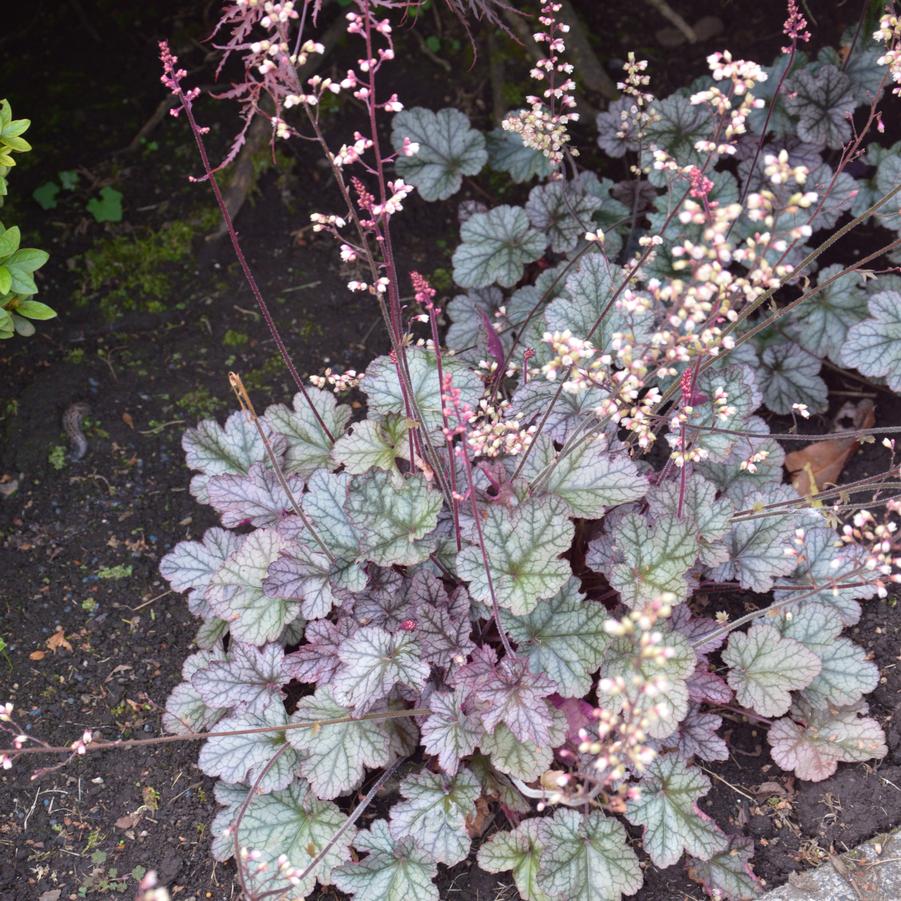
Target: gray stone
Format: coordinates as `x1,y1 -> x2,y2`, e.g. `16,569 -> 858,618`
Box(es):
762,828 -> 901,900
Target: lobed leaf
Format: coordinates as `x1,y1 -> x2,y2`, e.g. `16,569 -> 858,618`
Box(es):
501,576 -> 609,696
626,753 -> 726,868
264,387 -> 349,477
333,819 -> 439,901
332,625 -> 430,715
722,624 -> 821,717
192,642 -> 284,714
769,704 -> 887,781
537,808 -> 642,901
389,768 -> 480,865
607,511 -> 699,609
456,496 -> 574,616
347,470 -> 442,567
392,107 -> 487,201
197,697 -> 297,792
841,290 -> 901,392
211,780 -> 352,897
207,462 -> 304,528
207,528 -> 300,645
287,687 -> 394,799
451,204 -> 546,289
421,688 -> 483,775
686,835 -> 762,900
363,346 -> 483,436
478,819 -> 551,901
520,434 -> 647,520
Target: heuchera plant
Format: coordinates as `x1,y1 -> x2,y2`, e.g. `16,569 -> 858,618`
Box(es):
5,2 -> 899,900
152,1 -> 901,898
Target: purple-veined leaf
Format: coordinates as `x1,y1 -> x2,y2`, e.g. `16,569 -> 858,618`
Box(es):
525,179 -> 602,253
331,414 -> 412,475
192,642 -> 284,714
392,107 -> 487,202
687,665 -> 733,706
468,655 -> 557,745
451,204 -> 546,289
841,290 -> 901,393
710,484 -> 816,593
407,570 -> 474,668
352,569 -> 411,630
670,705 -> 729,762
607,511 -> 698,608
687,835 -> 761,900
206,462 -> 304,528
160,527 -> 239,594
421,688 -> 483,775
482,710 -> 566,782
283,617 -> 357,685
773,525 -> 877,626
162,645 -> 227,736
363,346 -> 482,436
768,703 -> 887,781
264,542 -> 343,621
647,475 -> 733,568
332,625 -> 430,715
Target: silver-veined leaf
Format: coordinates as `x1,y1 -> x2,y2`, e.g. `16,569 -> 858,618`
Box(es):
456,496 -> 573,616
625,753 -> 726,868
389,768 -> 480,865
722,624 -> 820,717
537,808 -> 642,901
287,686 -> 394,800
264,387 -> 350,477
333,819 -> 439,901
451,204 -> 545,289
392,107 -> 487,201
501,576 -> 609,696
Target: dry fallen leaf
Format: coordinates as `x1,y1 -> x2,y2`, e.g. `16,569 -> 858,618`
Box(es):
46,627 -> 73,653
122,412 -> 134,429
465,795 -> 492,839
785,399 -> 876,498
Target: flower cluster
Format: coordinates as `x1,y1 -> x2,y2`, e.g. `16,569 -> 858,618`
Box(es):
875,11 -> 901,97
466,398 -> 537,458
782,0 -> 811,52
576,596 -> 676,799
502,1 -> 578,169
308,367 -> 362,392
691,51 -> 767,150
840,505 -> 901,598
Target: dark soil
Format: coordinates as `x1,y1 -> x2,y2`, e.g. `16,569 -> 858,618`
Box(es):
1,1 -> 899,899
